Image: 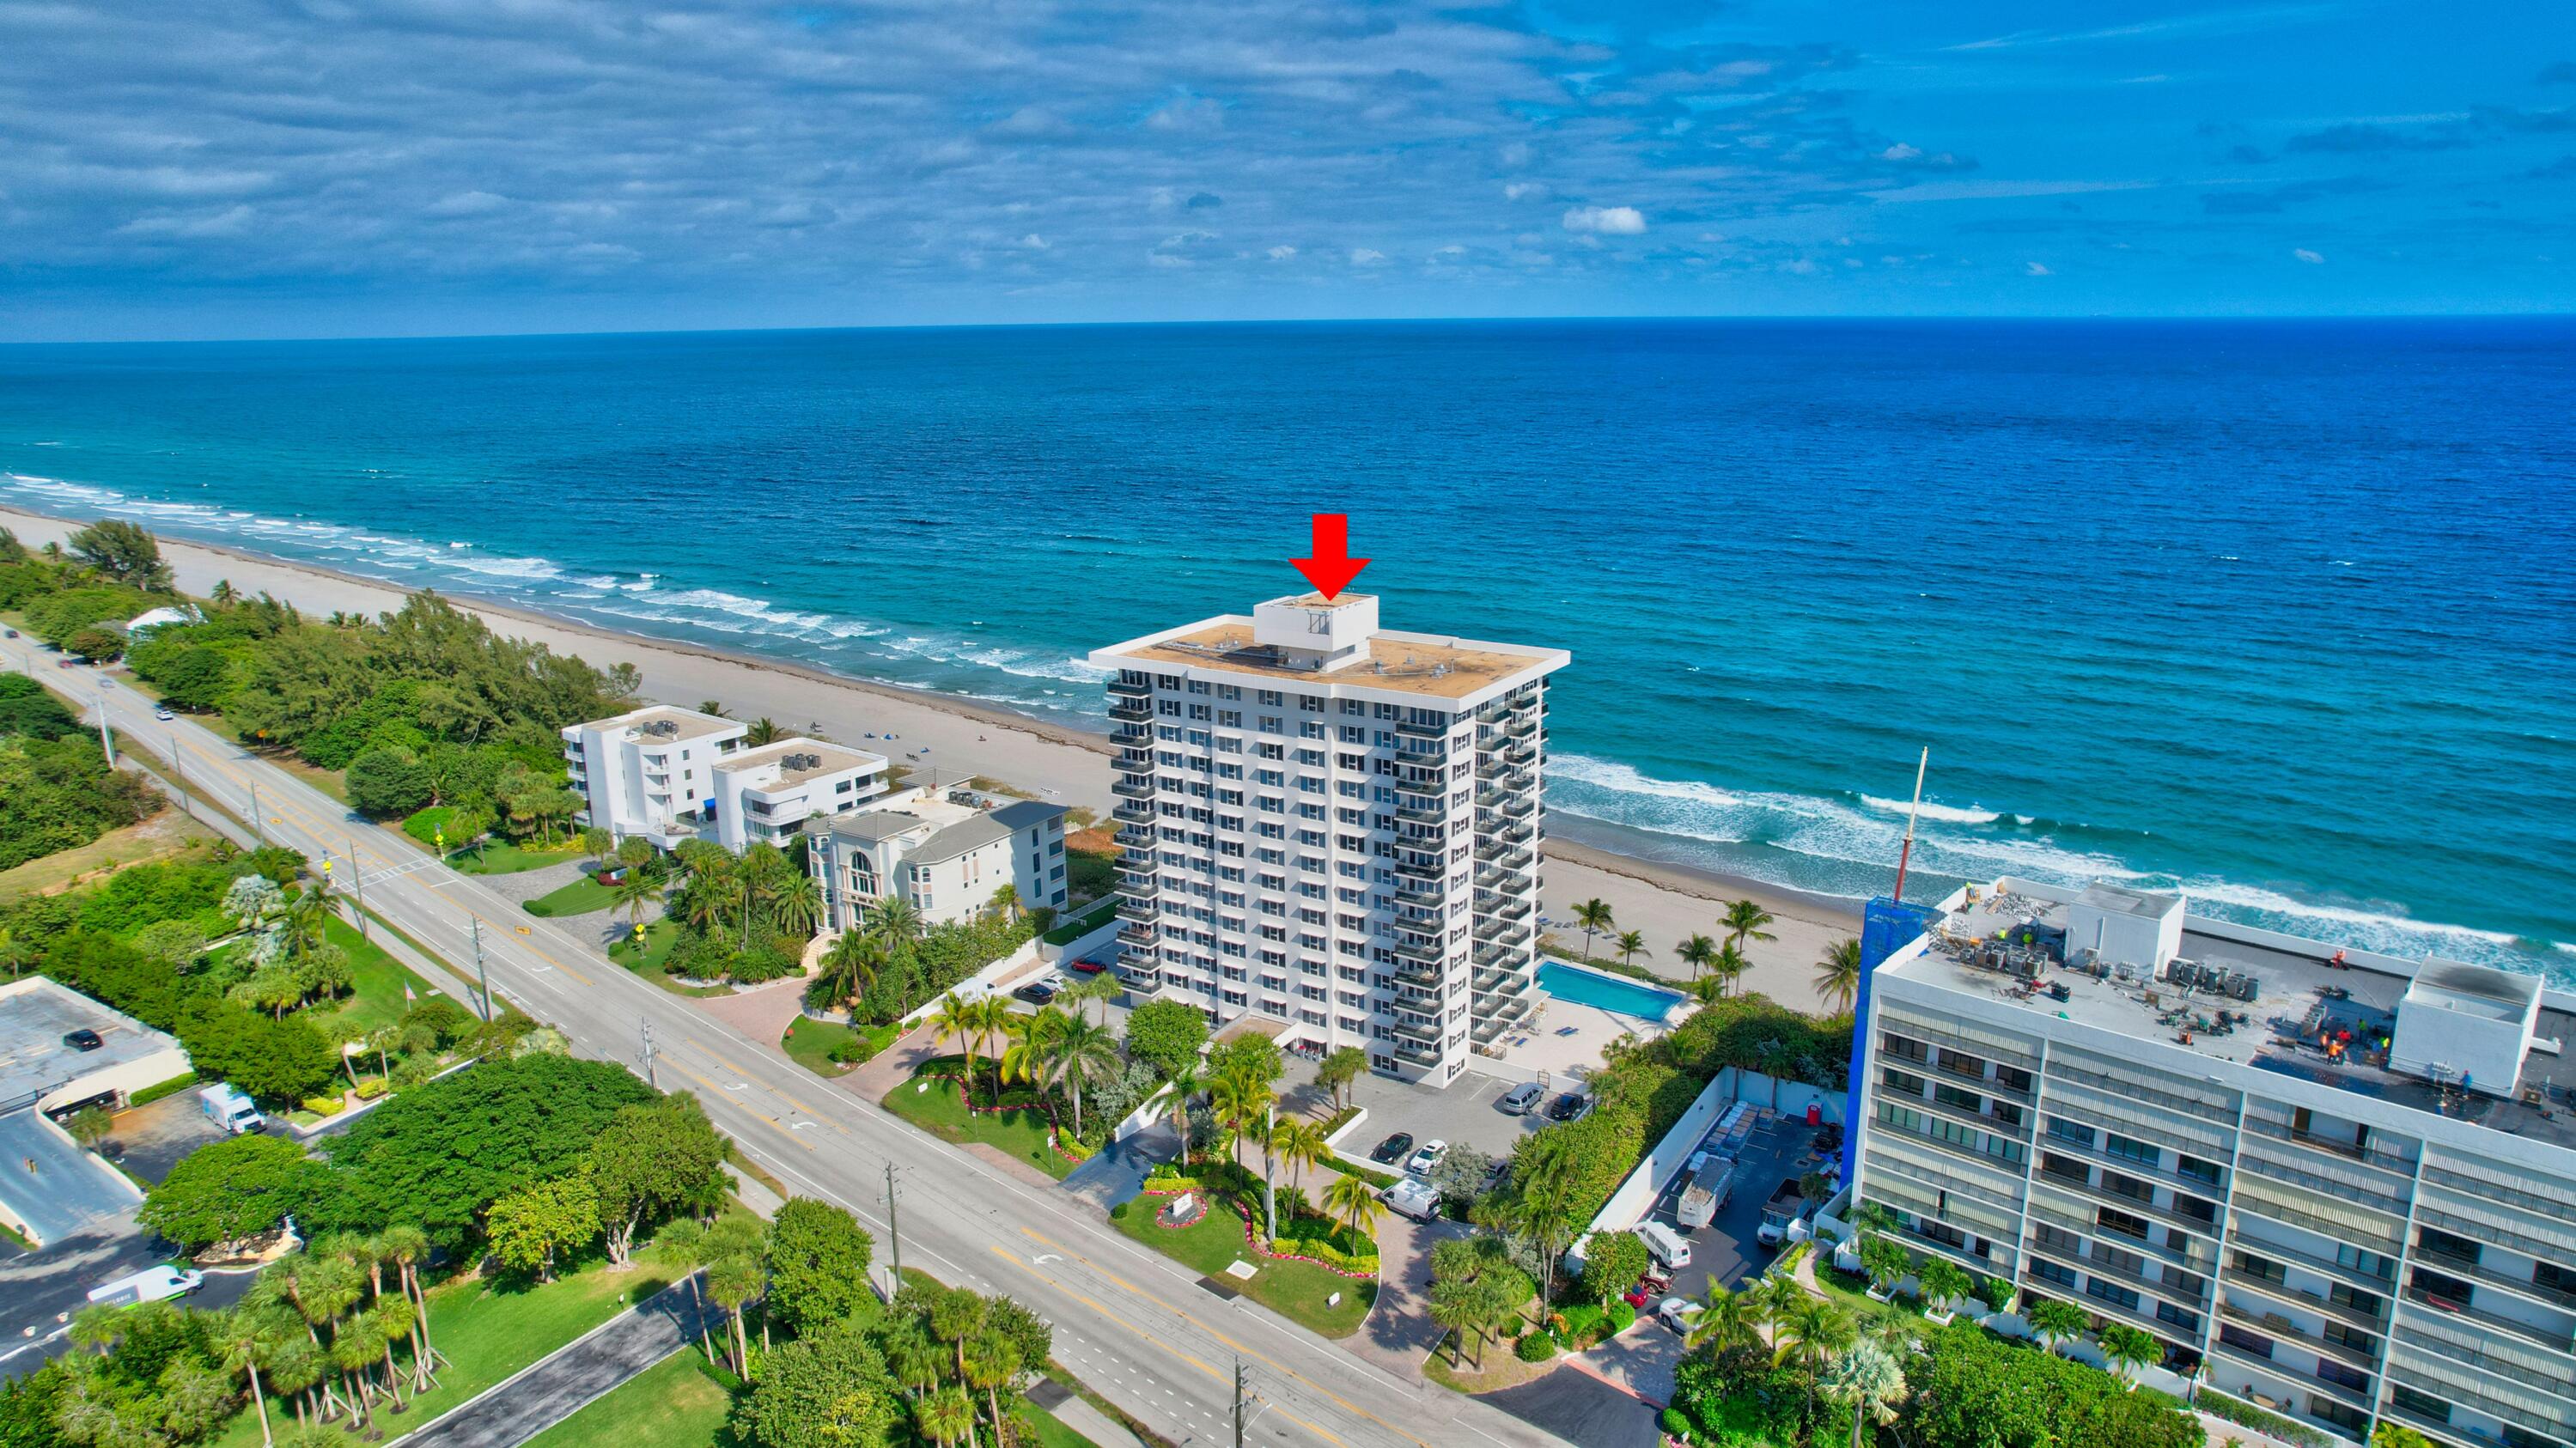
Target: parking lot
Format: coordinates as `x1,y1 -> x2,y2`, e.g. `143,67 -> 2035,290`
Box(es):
1306,1064 -> 1562,1173
1576,1104 -> 1831,1404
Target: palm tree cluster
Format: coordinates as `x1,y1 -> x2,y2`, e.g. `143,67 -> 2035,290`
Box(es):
655,840 -> 825,983
875,1282 -> 1050,1448
929,991 -> 1125,1142
221,875 -> 354,1020
651,1214 -> 774,1376
168,1227 -> 444,1446
807,896 -> 926,1012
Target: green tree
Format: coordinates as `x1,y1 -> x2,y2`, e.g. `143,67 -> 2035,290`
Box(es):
68,521 -> 173,591
582,828 -> 615,868
1571,897 -> 1615,960
1822,1338 -> 1909,1448
2373,1427 -> 2439,1448
1313,1045 -> 1367,1111
728,1318 -> 898,1448
139,1134 -> 327,1251
344,748 -> 433,818
1915,1256 -> 1972,1317
1612,930 -> 1649,967
913,1386 -> 974,1448
2026,1298 -> 2092,1355
586,1099 -> 727,1266
62,627 -> 125,663
1325,1172 -> 1383,1244
64,1106 -> 113,1153
1722,897 -> 1777,956
1040,1014 -> 1122,1139
2098,1323 -> 2162,1386
763,1198 -> 876,1333
1121,998 -> 1209,1081
484,1174 -> 600,1280
1579,1231 -> 1652,1309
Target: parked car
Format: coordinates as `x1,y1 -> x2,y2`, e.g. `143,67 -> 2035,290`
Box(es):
1498,1081 -> 1544,1115
1404,1140 -> 1447,1177
1639,1220 -> 1693,1269
56,659 -> 73,669
154,707 -> 175,721
62,1029 -> 103,1051
1066,958 -> 1110,976
1545,1092 -> 1592,1123
3,628 -> 15,638
1368,1131 -> 1415,1165
1012,980 -> 1059,1005
1658,1296 -> 1699,1333
1623,1282 -> 1654,1309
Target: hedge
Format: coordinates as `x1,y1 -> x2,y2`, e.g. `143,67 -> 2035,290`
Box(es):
128,1072 -> 202,1108
2195,1388 -> 2332,1448
302,1096 -> 345,1116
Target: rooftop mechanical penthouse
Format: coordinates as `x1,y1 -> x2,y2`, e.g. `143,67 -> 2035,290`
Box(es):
1087,593 -> 1568,1087
1852,876 -> 2576,1448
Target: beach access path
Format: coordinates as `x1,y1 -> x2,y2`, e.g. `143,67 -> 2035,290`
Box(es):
15,641 -> 1588,1448
0,504 -> 1862,1013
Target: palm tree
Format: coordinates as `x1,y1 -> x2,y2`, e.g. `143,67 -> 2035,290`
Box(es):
697,700 -> 731,719
706,1252 -> 766,1376
997,1007 -> 1060,1089
1502,1134 -> 1585,1311
1745,1274 -> 1802,1349
1682,1281 -> 1757,1359
744,717 -> 783,745
967,996 -> 1020,1107
987,884 -> 1020,922
377,1224 -> 438,1390
1041,1014 -> 1121,1139
1722,897 -> 1776,956
1915,1256 -> 1972,1319
211,1309 -> 287,1447
1209,1062 -> 1275,1177
1571,898 -> 1615,961
1775,1298 -> 1858,1422
612,871 -> 660,934
738,844 -> 792,944
960,1329 -> 1020,1440
649,1220 -> 718,1366
773,873 -> 824,938
870,896 -> 925,944
932,994 -> 984,1098
2026,1298 -> 2091,1356
1821,1339 -> 1909,1448
916,1385 -> 977,1448
582,827 -> 615,868
812,929 -> 888,1011
1163,1057 -> 1207,1165
1325,1172 -> 1384,1244
1613,930 -> 1649,968
929,1288 -> 986,1381
1270,1118 -> 1331,1204
1711,941 -> 1748,999
2099,1323 -> 2161,1386
1673,933 -> 1717,982
1814,936 -> 1863,1013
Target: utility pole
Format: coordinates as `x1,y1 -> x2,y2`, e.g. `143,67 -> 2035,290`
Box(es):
1233,1360 -> 1248,1448
94,680 -> 113,766
248,781 -> 264,843
347,836 -> 368,938
886,1162 -> 903,1287
471,917 -> 491,1021
641,1017 -> 659,1089
167,732 -> 188,814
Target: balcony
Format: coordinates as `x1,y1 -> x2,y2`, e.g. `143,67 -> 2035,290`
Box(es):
2222,1268 -> 2388,1330
1387,1018 -> 1440,1046
1393,938 -> 1447,967
1475,921 -> 1532,951
1393,739 -> 1446,765
1392,1041 -> 1440,1067
1393,858 -> 1445,884
2216,1300 -> 2380,1372
1114,823 -> 1156,846
1109,699 -> 1153,722
1388,959 -> 1445,989
2202,1340 -> 2376,1415
1475,840 -> 1534,869
1499,796 -> 1536,820
2403,1288 -> 2576,1359
2241,1116 -> 2421,1176
1117,896 -> 1157,922
1117,923 -> 1160,948
1113,722 -> 1152,745
1475,897 -> 1533,924
1396,804 -> 1447,827
1504,715 -> 1538,741
1111,801 -> 1155,826
1112,778 -> 1155,800
1108,677 -> 1152,697
2415,1231 -> 2576,1313
1394,881 -> 1446,909
1397,719 -> 1449,741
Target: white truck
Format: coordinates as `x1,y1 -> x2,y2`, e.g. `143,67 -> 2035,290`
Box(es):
1756,1177 -> 1809,1246
1676,1154 -> 1738,1230
88,1266 -> 205,1308
198,1083 -> 264,1135
1383,1177 -> 1442,1223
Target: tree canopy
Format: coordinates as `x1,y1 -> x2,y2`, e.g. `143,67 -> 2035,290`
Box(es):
137,1135 -> 330,1251
764,1198 -> 878,1333
1122,998 -> 1209,1080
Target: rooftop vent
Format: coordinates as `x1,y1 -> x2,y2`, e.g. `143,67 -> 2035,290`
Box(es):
783,752 -> 822,771
642,720 -> 679,738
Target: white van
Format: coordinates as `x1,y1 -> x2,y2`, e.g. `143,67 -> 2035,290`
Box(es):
1639,1220 -> 1693,1270
88,1266 -> 204,1308
1383,1177 -> 1442,1223
198,1084 -> 263,1135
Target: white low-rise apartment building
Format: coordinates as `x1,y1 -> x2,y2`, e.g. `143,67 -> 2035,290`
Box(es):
807,788 -> 1069,930
1850,876 -> 2576,1448
1087,593 -> 1568,1088
563,704 -> 887,851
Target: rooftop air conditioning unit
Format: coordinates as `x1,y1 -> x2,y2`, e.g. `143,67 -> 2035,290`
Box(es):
643,720 -> 678,738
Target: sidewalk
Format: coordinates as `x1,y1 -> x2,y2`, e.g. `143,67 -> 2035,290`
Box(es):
395,1274 -> 721,1448
1027,1379 -> 1147,1448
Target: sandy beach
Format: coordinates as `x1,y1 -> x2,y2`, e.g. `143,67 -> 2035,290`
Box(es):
0,502 -> 1862,1012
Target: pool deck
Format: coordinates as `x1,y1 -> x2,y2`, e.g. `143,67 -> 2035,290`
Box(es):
1491,958 -> 1684,1081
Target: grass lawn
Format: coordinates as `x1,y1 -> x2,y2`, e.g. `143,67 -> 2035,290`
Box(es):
1422,1338 -> 1561,1395
783,1017 -> 895,1079
610,918 -> 680,970
0,808 -> 217,902
882,1074 -> 1074,1180
521,1348 -> 736,1448
311,913 -> 448,1036
204,1254 -> 670,1448
1041,896 -> 1117,946
448,838 -> 588,874
527,874 -> 618,916
1019,1405 -> 1092,1448
1109,1196 -> 1374,1339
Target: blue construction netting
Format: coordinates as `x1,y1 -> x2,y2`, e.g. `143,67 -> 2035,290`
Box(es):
1839,896 -> 1946,1189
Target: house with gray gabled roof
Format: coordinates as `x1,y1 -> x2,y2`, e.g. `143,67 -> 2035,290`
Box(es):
807,787 -> 1069,930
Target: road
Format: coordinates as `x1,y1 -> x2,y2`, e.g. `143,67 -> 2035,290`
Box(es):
405,1275 -> 720,1448
18,648 -> 1582,1448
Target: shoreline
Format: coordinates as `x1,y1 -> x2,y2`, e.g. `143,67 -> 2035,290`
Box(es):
0,501 -> 1865,1012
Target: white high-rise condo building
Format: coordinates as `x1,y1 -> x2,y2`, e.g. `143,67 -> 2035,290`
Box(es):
1087,593 -> 1568,1087
1849,876 -> 2576,1448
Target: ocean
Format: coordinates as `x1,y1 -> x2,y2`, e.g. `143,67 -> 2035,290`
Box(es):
1,320 -> 2569,974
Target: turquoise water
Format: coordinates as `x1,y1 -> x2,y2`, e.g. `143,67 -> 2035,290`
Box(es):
0,320 -> 2568,974
1538,962 -> 1685,1024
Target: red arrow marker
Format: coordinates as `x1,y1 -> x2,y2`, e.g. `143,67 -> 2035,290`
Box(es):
1292,513 -> 1371,599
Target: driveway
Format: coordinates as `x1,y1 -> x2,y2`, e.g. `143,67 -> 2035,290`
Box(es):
0,1110 -> 140,1249
399,1274 -> 720,1448
0,1211 -> 256,1378
1344,1205 -> 1471,1379
106,1092 -> 236,1188
1062,1122 -> 1178,1212
1480,1365 -> 1659,1448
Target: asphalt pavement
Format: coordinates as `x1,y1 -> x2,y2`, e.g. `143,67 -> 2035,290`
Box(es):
20,649 -> 1589,1448
400,1275 -> 719,1448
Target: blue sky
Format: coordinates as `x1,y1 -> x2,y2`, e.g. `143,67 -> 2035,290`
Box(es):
1,1 -> 2568,338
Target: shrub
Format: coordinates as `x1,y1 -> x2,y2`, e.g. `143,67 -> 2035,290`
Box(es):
1109,1202 -> 1129,1220
2196,1389 -> 2331,1448
403,806 -> 457,846
1559,1303 -> 1605,1345
128,1072 -> 201,1107
353,1078 -> 389,1100
1605,1299 -> 1637,1334
1513,1332 -> 1557,1363
303,1095 -> 345,1116
64,625 -> 125,662
1660,1407 -> 1694,1443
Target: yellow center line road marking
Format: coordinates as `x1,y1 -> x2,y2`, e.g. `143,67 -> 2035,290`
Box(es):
1017,1228 -> 1432,1448
997,1246 -> 1227,1384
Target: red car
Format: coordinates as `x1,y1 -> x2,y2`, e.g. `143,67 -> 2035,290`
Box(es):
1066,958 -> 1111,976
1623,1284 -> 1653,1309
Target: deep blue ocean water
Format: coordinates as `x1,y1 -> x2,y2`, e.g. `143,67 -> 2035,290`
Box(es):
1,320 -> 2569,972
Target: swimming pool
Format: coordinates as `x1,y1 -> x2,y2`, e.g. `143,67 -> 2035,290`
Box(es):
1538,961 -> 1685,1024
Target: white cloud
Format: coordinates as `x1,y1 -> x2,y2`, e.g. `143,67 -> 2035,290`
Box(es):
1145,95 -> 1225,133
1504,181 -> 1548,201
2025,260 -> 2053,276
1018,234 -> 1050,251
2293,246 -> 2325,264
1562,204 -> 1646,234
1266,245 -> 1297,261
1349,247 -> 1386,265
426,191 -> 507,216
1148,252 -> 1191,269
118,204 -> 254,238
1879,143 -> 1922,161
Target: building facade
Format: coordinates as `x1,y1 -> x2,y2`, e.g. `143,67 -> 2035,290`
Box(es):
563,704 -> 886,851
1849,875 -> 2576,1448
1087,593 -> 1568,1086
807,791 -> 1069,931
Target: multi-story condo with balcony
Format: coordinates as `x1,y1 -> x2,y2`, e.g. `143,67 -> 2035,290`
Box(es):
563,704 -> 888,852
807,788 -> 1069,931
1850,875 -> 2576,1448
1087,592 -> 1568,1087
